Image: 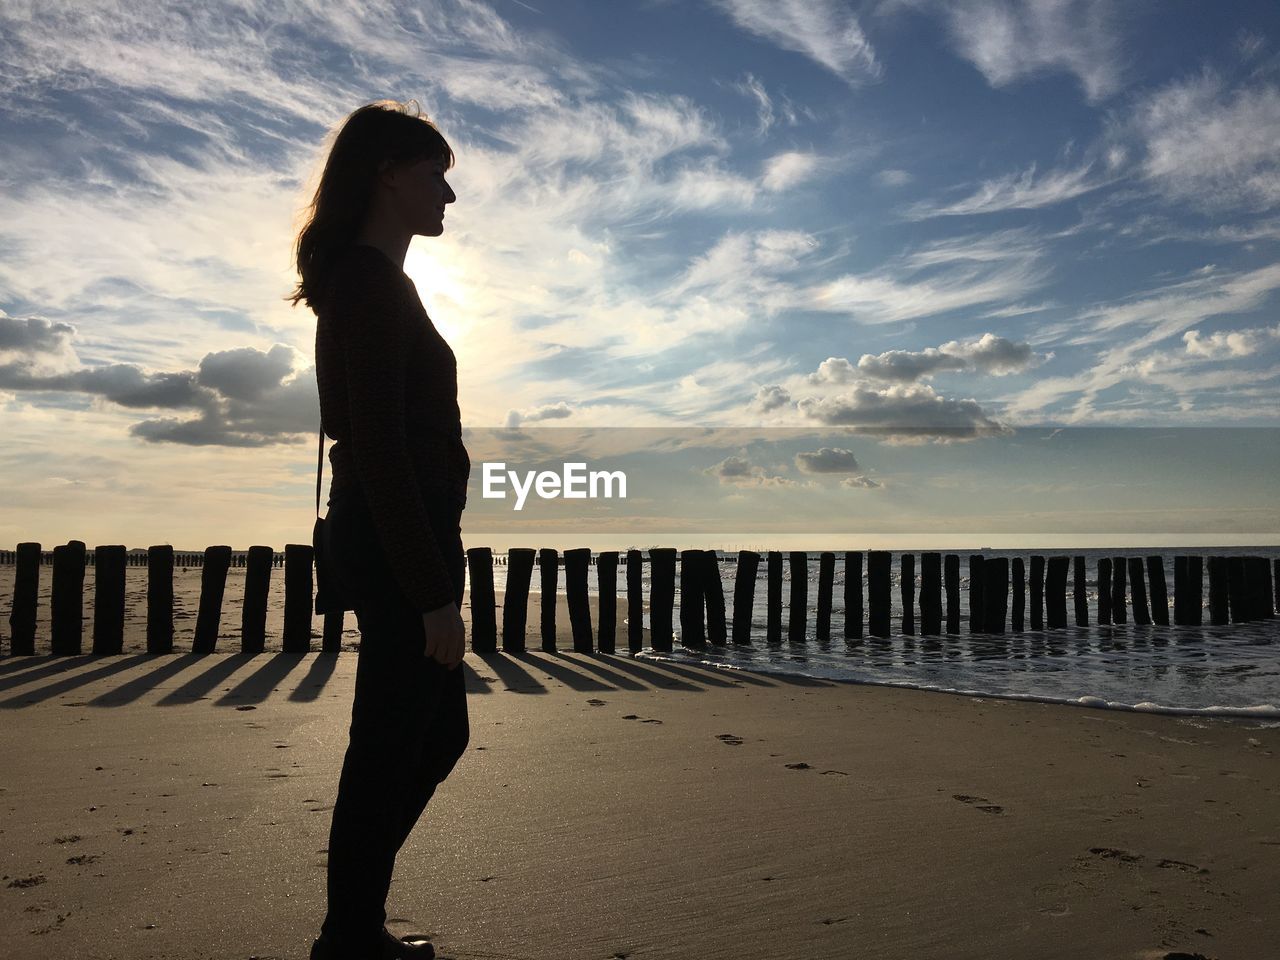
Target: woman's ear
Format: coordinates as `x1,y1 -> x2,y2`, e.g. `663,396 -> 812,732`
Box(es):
374,158 -> 401,191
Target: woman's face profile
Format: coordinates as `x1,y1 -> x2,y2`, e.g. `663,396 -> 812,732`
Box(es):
401,154 -> 456,238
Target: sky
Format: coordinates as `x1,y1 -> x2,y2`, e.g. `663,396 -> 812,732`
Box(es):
1,0 -> 1279,552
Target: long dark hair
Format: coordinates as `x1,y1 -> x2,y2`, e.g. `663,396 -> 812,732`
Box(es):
287,99 -> 454,311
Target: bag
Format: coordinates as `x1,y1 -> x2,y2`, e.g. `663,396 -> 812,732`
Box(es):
313,429 -> 352,615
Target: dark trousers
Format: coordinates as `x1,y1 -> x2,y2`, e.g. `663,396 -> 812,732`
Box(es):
319,485 -> 469,950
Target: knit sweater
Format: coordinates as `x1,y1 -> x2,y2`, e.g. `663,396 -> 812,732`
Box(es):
314,244 -> 470,612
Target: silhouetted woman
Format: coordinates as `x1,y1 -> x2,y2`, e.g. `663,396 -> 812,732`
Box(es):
289,99 -> 470,960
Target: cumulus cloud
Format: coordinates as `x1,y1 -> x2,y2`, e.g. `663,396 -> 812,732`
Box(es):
795,381 -> 1010,440
750,384 -> 793,414
840,474 -> 880,488
703,455 -> 804,487
711,0 -> 881,85
806,357 -> 859,385
842,331 -> 1052,386
520,401 -> 575,422
198,344 -> 299,401
1183,324 -> 1280,359
0,312 -> 77,356
0,335 -> 315,445
795,446 -> 861,473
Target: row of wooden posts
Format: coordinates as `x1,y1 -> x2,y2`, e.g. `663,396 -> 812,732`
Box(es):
2,542 -> 1277,657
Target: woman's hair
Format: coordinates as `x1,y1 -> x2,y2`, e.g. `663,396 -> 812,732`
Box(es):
287,99 -> 454,311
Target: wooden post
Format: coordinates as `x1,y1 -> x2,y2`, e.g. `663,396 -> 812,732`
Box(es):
280,544 -> 311,653
815,551 -> 834,641
9,542 -> 41,655
704,551 -> 727,646
732,550 -> 759,644
1111,556 -> 1127,625
241,545 -> 272,654
920,552 -> 942,636
1045,556 -> 1069,629
597,551 -> 618,653
766,551 -> 783,643
944,554 -> 959,634
539,548 -> 559,652
564,547 -> 594,653
1011,557 -> 1025,633
1256,556 -> 1275,618
467,547 -> 498,654
844,551 -> 864,640
91,544 -> 126,655
1244,556 -> 1269,620
679,549 -> 706,648
649,548 -> 676,653
1097,557 -> 1112,626
1173,556 -> 1187,625
1186,556 -> 1203,626
1227,556 -> 1247,623
1207,556 -> 1229,625
1146,556 -> 1169,626
900,553 -> 915,635
147,545 -> 174,654
51,540 -> 86,656
867,550 -> 891,638
1128,557 -> 1151,626
503,548 -> 535,653
1073,555 -> 1089,627
1028,555 -> 1044,631
983,557 -> 1009,634
968,555 -> 985,633
322,611 -> 344,652
626,549 -> 644,653
787,551 -> 807,642
193,546 -> 234,653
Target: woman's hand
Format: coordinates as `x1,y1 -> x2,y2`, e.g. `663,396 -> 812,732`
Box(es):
422,602 -> 465,669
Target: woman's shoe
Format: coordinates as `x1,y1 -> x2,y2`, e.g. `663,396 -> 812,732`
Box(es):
379,925 -> 435,959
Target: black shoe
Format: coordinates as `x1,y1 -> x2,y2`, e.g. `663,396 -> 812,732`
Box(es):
310,925 -> 437,960
379,925 -> 435,959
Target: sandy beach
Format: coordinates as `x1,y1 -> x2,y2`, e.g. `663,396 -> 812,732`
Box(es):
1,592 -> 1278,960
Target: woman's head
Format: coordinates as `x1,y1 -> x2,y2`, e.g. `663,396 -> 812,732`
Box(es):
287,99 -> 454,310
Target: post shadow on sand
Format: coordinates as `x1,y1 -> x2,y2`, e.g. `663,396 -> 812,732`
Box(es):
0,653 -> 155,708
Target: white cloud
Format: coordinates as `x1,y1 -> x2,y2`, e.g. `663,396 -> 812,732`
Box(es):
795,446 -> 861,473
711,0 -> 882,85
795,381 -> 1010,440
1183,324 -> 1280,359
904,162 -> 1108,219
750,384 -> 793,414
814,333 -> 1047,385
761,151 -> 821,192
1134,72 -> 1280,211
875,168 -> 912,187
934,0 -> 1124,102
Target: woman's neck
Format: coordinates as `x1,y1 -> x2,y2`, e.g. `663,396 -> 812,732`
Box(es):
353,222 -> 410,271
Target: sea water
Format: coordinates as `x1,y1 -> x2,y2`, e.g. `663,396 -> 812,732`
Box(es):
495,546 -> 1280,719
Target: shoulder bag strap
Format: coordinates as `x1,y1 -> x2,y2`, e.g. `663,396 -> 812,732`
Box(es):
316,428 -> 324,519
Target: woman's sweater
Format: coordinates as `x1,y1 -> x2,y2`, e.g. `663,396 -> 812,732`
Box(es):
314,244 -> 470,612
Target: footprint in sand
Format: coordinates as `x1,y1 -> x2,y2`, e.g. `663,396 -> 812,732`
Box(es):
1157,858 -> 1209,874
1089,846 -> 1143,863
785,762 -> 812,770
586,698 -> 607,706
953,794 -> 1004,814
717,733 -> 744,745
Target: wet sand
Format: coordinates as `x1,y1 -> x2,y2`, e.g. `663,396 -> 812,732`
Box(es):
1,592 -> 1278,959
